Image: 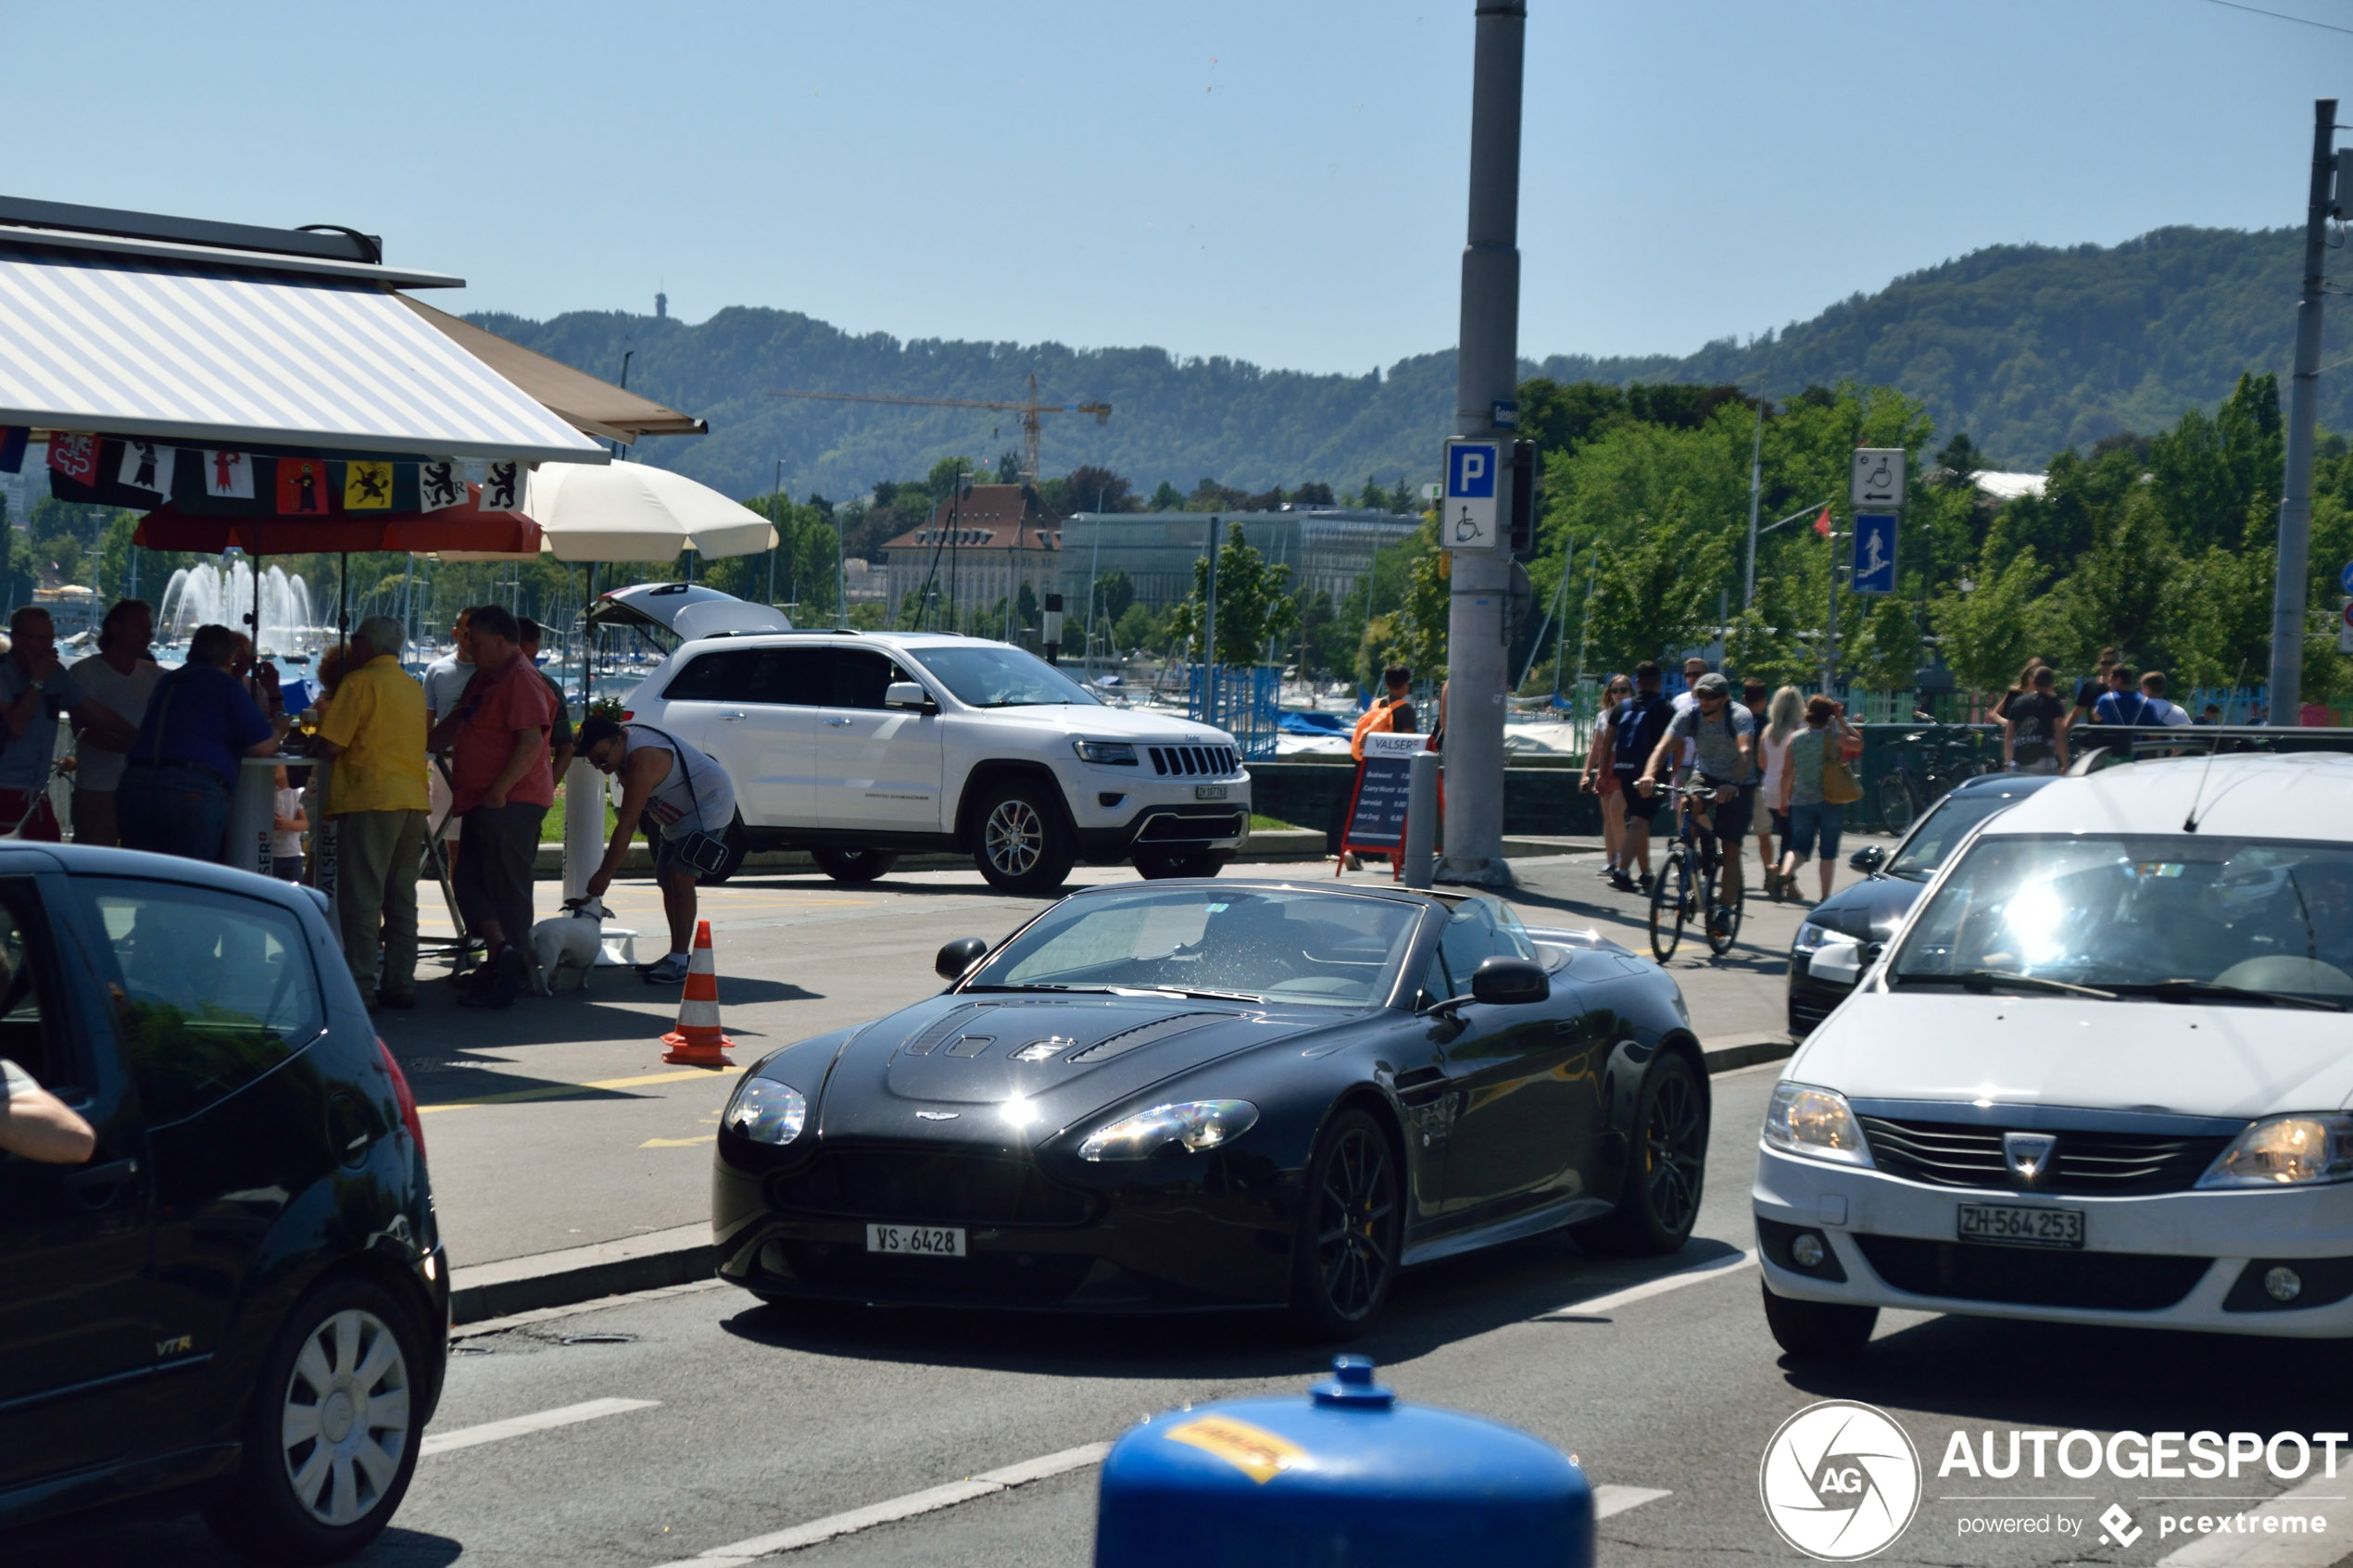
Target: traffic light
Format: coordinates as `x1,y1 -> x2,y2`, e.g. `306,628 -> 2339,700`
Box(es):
1509,440 -> 1536,556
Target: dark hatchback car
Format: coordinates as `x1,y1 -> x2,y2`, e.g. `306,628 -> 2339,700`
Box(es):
2,844 -> 446,1562
713,880 -> 1708,1337
1785,772 -> 2057,1035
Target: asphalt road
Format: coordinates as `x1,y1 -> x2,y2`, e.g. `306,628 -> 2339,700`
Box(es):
51,1055 -> 2353,1568
392,848 -> 1851,1268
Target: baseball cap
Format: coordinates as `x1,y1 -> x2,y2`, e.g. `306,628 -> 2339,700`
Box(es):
1693,672 -> 1732,697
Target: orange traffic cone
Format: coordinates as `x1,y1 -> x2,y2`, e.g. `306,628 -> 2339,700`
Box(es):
661,921 -> 735,1067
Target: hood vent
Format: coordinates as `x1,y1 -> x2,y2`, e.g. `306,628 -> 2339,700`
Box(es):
1066,1012 -> 1223,1064
900,1007 -> 981,1057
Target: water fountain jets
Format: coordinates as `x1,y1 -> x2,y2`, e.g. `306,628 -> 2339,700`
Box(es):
157,558 -> 320,655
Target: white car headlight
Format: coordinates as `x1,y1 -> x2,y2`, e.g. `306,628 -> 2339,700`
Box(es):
723,1078 -> 808,1146
2198,1114 -> 2353,1187
1073,739 -> 1139,765
1078,1099 -> 1258,1161
1762,1081 -> 1874,1167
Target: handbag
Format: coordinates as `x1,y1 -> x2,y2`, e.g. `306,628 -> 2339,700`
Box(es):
626,723 -> 735,876
1820,733 -> 1863,806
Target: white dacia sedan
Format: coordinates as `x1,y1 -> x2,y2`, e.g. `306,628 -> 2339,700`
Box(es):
1753,750 -> 2353,1358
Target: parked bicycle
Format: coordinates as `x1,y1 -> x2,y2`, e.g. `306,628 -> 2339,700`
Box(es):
1649,780 -> 1742,962
1873,721 -> 1988,834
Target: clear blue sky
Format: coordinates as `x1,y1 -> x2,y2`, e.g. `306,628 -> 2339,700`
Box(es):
12,1 -> 2350,376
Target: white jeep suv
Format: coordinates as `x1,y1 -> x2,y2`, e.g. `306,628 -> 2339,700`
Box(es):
621,629 -> 1252,894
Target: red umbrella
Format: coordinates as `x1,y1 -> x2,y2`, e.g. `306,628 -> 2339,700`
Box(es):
132,483 -> 541,555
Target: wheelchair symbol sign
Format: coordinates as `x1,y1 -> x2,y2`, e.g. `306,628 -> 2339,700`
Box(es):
1444,440 -> 1500,550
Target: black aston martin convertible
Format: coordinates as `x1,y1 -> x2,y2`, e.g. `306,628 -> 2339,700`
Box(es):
711,879 -> 1708,1336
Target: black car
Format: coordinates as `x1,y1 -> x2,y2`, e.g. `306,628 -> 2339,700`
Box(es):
713,879 -> 1707,1336
2,844 -> 446,1562
1785,771 -> 2058,1034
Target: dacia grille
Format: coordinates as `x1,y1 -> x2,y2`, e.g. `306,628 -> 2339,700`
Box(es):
1856,1116 -> 2233,1197
1145,745 -> 1238,777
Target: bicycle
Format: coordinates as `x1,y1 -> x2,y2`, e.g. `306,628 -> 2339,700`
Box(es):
1648,780 -> 1743,962
1873,721 -> 1988,834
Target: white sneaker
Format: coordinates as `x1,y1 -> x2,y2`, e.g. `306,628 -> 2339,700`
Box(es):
639,954 -> 691,985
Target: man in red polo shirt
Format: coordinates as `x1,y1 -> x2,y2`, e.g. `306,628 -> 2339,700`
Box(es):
427,604 -> 554,1008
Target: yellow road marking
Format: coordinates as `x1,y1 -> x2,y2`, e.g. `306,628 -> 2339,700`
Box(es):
640,1135 -> 717,1148
418,1064 -> 743,1113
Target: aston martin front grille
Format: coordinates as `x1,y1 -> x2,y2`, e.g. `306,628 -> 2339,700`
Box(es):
772,1148 -> 1097,1226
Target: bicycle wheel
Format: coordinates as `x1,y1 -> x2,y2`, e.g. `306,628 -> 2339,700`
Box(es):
1874,770 -> 1916,835
1649,847 -> 1689,962
1706,871 -> 1743,956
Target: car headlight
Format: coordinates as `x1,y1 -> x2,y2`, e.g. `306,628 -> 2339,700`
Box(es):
722,1078 -> 808,1146
1762,1081 -> 1873,1167
2198,1114 -> 2353,1187
1073,739 -> 1139,765
1078,1099 -> 1258,1161
1793,922 -> 1854,956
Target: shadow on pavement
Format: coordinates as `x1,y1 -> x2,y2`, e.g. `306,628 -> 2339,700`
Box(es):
20,1511 -> 463,1568
715,1232 -> 1747,1382
1781,1311 -> 2353,1436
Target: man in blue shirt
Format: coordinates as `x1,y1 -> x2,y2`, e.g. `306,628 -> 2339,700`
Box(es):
2092,664 -> 2159,727
117,622 -> 278,863
0,606 -> 134,840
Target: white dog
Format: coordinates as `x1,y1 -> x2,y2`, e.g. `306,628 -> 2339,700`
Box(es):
528,898 -> 612,995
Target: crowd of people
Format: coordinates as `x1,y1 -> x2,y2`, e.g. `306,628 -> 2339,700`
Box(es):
0,595 -> 736,1014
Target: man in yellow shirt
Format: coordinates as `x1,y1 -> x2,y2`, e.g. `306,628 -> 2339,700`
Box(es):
312,616 -> 430,1010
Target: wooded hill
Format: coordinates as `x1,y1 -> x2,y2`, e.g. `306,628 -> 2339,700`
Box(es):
474,223 -> 2335,502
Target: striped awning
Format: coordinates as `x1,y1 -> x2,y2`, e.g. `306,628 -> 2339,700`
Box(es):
0,238 -> 607,464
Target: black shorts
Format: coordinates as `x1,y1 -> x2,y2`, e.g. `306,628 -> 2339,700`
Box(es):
1615,768 -> 1661,821
1688,780 -> 1755,845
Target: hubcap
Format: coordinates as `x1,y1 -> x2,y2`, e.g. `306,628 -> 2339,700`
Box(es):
280,1308 -> 411,1528
1314,1128 -> 1396,1320
985,800 -> 1043,876
1642,1073 -> 1704,1234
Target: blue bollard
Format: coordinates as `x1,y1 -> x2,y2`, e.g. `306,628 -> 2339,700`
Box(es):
1094,1356 -> 1593,1567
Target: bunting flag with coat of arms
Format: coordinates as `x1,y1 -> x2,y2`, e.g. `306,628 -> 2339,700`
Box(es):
344,459 -> 395,509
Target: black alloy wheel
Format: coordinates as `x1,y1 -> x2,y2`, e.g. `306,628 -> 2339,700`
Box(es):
204,1274 -> 427,1564
1761,1280 -> 1879,1361
1290,1108 -> 1402,1339
1572,1053 -> 1707,1256
812,847 -> 900,884
1134,848 -> 1222,880
1648,847 -> 1690,962
973,782 -> 1076,896
1874,771 -> 1917,835
1705,872 -> 1743,957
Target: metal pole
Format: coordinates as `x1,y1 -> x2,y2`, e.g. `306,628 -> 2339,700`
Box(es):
2269,97 -> 2336,725
1439,0 -> 1525,886
1083,501 -> 1102,679
1824,531 -> 1843,694
1743,399 -> 1764,609
769,458 -> 780,608
834,504 -> 848,629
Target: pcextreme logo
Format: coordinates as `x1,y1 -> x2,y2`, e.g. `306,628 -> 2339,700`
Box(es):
1759,1399 -> 1923,1561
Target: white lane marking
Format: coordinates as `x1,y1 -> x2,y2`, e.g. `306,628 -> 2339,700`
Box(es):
657,1442 -> 1113,1566
1537,1248 -> 1759,1319
2158,1473 -> 2353,1565
1594,1485 -> 1672,1519
420,1398 -> 659,1458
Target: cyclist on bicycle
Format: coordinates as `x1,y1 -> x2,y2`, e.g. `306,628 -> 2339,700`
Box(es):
1636,671 -> 1755,931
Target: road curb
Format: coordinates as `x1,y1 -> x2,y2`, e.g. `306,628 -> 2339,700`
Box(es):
447,1032 -> 1799,1327
449,1223 -> 713,1325
1703,1034 -> 1796,1074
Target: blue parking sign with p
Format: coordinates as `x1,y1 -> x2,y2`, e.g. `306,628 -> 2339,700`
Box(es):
1449,443 -> 1496,498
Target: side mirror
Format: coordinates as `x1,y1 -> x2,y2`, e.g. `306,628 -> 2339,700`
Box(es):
1809,941 -> 1880,989
1470,956 -> 1550,1007
936,936 -> 988,981
1848,845 -> 1886,873
886,681 -> 934,711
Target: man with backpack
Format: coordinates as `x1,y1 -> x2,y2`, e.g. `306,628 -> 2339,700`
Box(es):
1597,661 -> 1673,894
1640,671 -> 1756,929
2093,664 -> 2158,727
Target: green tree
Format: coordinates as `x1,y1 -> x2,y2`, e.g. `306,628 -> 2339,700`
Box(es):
1164,522 -> 1298,664
1113,601 -> 1161,655
1147,481 -> 1183,510
1929,547 -> 2045,697
1092,569 -> 1136,623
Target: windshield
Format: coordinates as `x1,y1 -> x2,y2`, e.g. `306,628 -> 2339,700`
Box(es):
913,646 -> 1101,709
964,886 -> 1425,1008
1884,789 -> 2031,880
1890,834 -> 2353,1002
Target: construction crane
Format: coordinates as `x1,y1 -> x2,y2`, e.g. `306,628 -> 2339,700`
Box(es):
766,373 -> 1111,483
